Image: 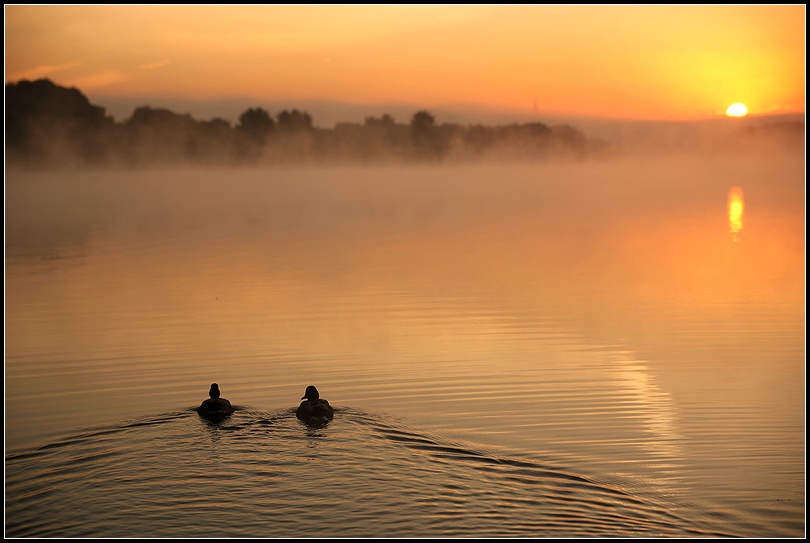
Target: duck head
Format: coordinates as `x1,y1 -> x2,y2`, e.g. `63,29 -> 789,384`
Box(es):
301,385 -> 320,401
209,383 -> 221,399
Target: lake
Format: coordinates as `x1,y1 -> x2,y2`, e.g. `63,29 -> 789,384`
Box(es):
4,154 -> 805,537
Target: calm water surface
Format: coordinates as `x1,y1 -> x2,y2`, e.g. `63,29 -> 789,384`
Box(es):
5,156 -> 805,537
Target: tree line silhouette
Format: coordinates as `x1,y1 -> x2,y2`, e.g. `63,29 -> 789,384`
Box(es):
6,79 -> 608,168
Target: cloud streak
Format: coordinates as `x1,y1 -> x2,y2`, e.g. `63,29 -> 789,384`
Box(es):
137,60 -> 172,71
7,62 -> 79,83
71,70 -> 132,89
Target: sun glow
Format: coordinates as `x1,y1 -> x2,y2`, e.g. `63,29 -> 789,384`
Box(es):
726,103 -> 748,117
728,187 -> 744,241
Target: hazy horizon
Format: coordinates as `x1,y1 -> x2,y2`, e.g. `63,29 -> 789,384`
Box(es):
84,91 -> 806,129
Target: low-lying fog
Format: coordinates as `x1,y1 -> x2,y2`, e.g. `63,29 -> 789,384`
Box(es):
7,148 -> 804,325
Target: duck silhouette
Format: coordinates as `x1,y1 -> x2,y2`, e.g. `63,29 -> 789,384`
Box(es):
296,385 -> 334,421
198,383 -> 235,422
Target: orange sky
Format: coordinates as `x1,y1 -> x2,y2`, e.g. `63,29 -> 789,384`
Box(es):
4,5 -> 806,121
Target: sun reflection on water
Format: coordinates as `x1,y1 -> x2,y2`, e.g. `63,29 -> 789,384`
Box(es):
727,186 -> 744,241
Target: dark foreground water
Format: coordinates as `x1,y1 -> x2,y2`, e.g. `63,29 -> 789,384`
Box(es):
5,157 -> 805,537
6,408 -> 734,538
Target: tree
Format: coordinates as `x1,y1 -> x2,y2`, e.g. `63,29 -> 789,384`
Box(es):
124,106 -> 199,165
193,118 -> 234,164
5,78 -> 114,165
410,110 -> 435,133
236,108 -> 274,144
364,114 -> 395,128
410,110 -> 446,160
276,109 -> 313,132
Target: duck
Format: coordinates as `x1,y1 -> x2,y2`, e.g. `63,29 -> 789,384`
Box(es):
198,383 -> 235,422
296,385 -> 334,421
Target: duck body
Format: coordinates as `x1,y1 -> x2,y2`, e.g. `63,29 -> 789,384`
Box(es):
198,397 -> 235,421
296,398 -> 334,421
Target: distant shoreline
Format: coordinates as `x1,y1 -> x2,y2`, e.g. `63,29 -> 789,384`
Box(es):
6,78 -> 804,170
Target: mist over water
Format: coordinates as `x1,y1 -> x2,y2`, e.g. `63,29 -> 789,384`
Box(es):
5,149 -> 805,537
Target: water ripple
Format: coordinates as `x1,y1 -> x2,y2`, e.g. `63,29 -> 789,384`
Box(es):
6,408 -> 733,538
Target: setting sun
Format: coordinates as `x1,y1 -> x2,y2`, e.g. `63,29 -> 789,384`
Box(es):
726,103 -> 748,117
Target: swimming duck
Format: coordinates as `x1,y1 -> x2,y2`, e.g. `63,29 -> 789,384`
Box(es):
296,385 -> 334,421
198,383 -> 235,421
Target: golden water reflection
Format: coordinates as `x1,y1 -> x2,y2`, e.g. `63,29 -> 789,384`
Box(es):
728,186 -> 744,241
